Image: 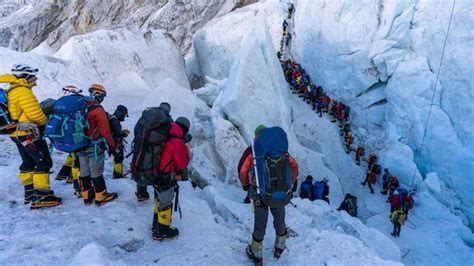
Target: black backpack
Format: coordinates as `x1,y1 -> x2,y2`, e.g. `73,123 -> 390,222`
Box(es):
130,107 -> 172,186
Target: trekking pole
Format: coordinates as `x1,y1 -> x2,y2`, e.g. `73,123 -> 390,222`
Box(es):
174,184 -> 182,219
289,201 -> 297,208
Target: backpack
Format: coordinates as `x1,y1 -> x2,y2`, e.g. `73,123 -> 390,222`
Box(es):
253,127 -> 292,208
299,181 -> 313,200
371,164 -> 381,175
131,107 -> 172,186
313,181 -> 324,200
0,87 -> 17,134
404,194 -> 414,210
44,95 -> 92,152
346,196 -> 357,217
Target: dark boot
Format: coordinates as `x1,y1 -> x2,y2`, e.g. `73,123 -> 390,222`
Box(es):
152,207 -> 178,240
136,184 -> 150,202
92,176 -> 118,207
24,184 -> 34,204
243,195 -> 251,204
80,176 -> 94,205
56,165 -> 71,181
153,223 -> 179,240
30,190 -> 62,209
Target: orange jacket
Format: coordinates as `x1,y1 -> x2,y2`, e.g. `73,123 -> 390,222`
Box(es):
239,153 -> 298,187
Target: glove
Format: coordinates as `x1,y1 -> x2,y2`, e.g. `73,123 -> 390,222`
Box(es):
184,133 -> 192,144
291,182 -> 297,192
122,129 -> 130,138
179,168 -> 189,181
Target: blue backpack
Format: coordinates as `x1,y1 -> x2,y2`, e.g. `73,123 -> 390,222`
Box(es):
44,95 -> 91,152
253,127 -> 292,208
0,87 -> 17,134
313,181 -> 325,200
300,180 -> 313,200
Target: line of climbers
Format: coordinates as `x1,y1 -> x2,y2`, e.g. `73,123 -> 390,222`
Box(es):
276,4 -> 417,241
0,64 -> 192,241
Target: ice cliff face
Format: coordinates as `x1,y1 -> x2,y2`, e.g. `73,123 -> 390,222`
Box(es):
0,0 -> 257,54
292,0 -> 474,229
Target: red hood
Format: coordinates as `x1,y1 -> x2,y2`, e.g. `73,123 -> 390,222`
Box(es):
169,122 -> 183,139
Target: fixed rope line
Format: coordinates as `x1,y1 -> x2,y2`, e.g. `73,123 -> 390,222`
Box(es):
410,0 -> 456,189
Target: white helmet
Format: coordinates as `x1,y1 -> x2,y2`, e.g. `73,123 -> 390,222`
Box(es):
60,85 -> 82,97
11,64 -> 38,79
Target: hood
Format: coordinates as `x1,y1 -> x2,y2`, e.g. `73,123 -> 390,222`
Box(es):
169,122 -> 183,139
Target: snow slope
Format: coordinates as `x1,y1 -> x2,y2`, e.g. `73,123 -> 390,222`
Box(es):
0,0 -> 473,265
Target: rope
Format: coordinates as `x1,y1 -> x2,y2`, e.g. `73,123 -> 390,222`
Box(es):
410,0 -> 456,189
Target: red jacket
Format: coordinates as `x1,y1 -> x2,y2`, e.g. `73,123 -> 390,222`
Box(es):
85,99 -> 115,149
239,152 -> 298,187
159,123 -> 190,179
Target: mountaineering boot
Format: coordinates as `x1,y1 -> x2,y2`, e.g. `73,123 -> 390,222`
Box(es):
24,184 -> 34,204
80,176 -> 94,205
274,232 -> 287,259
56,165 -> 71,181
56,154 -> 74,181
246,238 -> 263,265
30,190 -> 62,209
92,175 -> 118,207
136,184 -> 150,202
153,207 -> 179,240
391,232 -> 396,238
153,223 -> 179,240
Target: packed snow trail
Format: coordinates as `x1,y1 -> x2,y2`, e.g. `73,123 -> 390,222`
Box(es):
0,137 -> 399,265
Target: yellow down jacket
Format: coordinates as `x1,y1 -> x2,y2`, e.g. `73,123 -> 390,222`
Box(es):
0,74 -> 48,137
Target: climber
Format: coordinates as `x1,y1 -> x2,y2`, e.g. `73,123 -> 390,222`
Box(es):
108,105 -> 130,179
387,175 -> 400,199
135,102 -> 173,202
285,32 -> 292,46
361,170 -> 376,194
390,208 -> 407,237
288,3 -> 295,18
78,84 -> 117,207
282,19 -> 288,32
240,125 -> 298,264
152,118 -> 191,240
299,175 -> 314,200
339,121 -> 350,136
314,177 -> 330,204
330,100 -> 337,122
337,193 -> 358,217
380,168 -> 391,195
367,153 -> 377,170
344,131 -> 353,153
355,145 -> 365,165
0,64 -> 62,208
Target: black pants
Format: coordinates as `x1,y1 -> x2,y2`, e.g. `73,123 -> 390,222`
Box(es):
253,203 -> 286,241
11,136 -> 52,173
113,146 -> 124,163
392,222 -> 401,236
